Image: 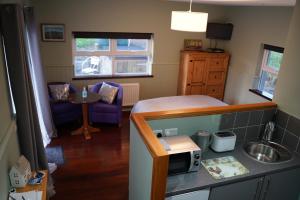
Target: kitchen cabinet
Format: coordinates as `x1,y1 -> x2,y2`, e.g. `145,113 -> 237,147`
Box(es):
177,51 -> 230,100
166,189 -> 210,200
209,177 -> 263,200
260,168 -> 300,200
209,168 -> 300,200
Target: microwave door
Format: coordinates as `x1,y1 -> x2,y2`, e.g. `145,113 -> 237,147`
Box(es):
168,152 -> 191,175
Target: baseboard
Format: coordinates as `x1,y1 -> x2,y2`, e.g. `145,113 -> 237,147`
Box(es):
122,106 -> 133,112
0,121 -> 17,160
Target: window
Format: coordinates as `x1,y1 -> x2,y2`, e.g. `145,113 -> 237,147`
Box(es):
252,44 -> 284,100
72,32 -> 153,78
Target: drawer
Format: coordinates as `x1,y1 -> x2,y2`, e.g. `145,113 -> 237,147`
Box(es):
206,85 -> 223,95
207,71 -> 225,85
209,58 -> 226,70
209,94 -> 223,101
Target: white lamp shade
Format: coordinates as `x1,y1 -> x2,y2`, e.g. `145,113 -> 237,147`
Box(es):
171,11 -> 208,32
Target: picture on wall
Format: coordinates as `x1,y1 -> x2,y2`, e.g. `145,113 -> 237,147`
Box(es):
41,24 -> 65,42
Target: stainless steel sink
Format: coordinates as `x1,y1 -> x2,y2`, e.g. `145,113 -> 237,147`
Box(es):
244,141 -> 293,163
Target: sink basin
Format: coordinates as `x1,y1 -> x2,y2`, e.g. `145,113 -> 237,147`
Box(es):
244,141 -> 293,163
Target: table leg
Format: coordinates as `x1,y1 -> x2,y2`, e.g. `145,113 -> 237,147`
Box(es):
71,103 -> 100,140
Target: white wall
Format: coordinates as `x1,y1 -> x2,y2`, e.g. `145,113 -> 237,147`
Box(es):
274,0 -> 300,118
32,0 -> 229,100
129,121 -> 153,200
0,41 -> 20,200
223,6 -> 293,104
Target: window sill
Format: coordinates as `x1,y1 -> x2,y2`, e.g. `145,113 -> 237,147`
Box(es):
249,89 -> 272,101
72,75 -> 154,80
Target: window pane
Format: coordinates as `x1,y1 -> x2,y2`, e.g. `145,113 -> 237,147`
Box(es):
114,56 -> 149,74
266,51 -> 283,71
258,70 -> 278,96
116,39 -> 148,51
75,38 -> 109,51
74,56 -> 112,76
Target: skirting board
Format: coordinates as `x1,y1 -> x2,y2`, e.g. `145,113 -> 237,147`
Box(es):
0,121 -> 17,160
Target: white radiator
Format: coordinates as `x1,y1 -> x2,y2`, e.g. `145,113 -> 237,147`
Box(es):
121,83 -> 140,106
88,83 -> 140,106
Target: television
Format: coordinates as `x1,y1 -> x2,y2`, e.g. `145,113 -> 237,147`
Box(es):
206,23 -> 233,40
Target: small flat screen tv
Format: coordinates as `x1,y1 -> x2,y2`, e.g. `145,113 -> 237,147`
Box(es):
206,23 -> 233,40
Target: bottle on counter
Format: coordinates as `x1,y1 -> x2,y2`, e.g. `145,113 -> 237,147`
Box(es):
82,86 -> 87,98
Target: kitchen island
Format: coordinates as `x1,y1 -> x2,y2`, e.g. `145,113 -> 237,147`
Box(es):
129,102 -> 292,200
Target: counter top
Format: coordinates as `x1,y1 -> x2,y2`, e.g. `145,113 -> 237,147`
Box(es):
166,145 -> 300,197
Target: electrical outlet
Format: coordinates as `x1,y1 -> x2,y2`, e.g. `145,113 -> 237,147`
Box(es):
165,128 -> 178,136
153,129 -> 163,138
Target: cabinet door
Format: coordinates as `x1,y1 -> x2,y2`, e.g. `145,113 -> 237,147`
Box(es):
190,60 -> 206,84
166,189 -> 210,200
209,177 -> 264,200
186,59 -> 207,95
261,168 -> 300,200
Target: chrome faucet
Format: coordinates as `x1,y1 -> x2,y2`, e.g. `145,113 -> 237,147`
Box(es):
261,121 -> 275,142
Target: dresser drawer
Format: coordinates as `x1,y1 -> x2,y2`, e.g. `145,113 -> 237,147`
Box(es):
209,57 -> 227,70
206,85 -> 223,95
207,71 -> 225,85
208,94 -> 223,100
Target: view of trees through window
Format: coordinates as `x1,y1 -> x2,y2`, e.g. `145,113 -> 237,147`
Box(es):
73,38 -> 152,77
258,46 -> 284,98
266,51 -> 283,70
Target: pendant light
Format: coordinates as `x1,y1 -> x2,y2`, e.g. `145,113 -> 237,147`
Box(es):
171,0 -> 208,32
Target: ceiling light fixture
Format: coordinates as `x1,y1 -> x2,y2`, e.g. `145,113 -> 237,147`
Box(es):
171,0 -> 208,32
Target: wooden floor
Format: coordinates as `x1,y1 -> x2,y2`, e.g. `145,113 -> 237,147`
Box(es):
49,112 -> 130,200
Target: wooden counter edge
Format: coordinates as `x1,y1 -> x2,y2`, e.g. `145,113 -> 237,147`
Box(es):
15,170 -> 48,200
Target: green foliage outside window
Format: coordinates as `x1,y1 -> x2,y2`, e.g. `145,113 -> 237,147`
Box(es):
267,51 -> 283,70
76,38 -> 109,51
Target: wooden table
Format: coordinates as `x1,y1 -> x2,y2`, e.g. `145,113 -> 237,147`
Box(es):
16,170 -> 48,200
69,92 -> 101,140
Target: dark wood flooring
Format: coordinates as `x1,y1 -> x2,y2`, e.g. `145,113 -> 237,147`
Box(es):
49,112 -> 130,200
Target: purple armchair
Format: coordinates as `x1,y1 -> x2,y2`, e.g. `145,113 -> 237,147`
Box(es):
48,82 -> 82,126
89,82 -> 123,126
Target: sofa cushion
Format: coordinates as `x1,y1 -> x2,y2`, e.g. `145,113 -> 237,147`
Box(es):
49,84 -> 70,101
98,82 -> 119,104
91,102 -> 118,113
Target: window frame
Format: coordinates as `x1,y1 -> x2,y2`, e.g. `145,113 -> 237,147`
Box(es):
72,32 -> 154,78
250,44 -> 284,100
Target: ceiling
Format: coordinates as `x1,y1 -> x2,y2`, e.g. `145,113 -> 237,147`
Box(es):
169,0 -> 296,6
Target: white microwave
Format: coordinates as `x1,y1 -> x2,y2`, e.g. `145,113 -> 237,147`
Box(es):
159,135 -> 201,175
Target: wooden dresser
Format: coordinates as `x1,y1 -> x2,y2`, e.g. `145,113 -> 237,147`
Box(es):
177,50 -> 230,100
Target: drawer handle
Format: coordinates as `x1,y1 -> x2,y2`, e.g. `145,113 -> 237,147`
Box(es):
214,75 -> 217,79
212,89 -> 215,92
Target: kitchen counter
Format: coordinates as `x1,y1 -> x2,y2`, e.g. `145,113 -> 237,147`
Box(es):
166,144 -> 300,197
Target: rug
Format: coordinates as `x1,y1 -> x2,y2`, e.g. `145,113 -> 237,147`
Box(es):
45,146 -> 65,165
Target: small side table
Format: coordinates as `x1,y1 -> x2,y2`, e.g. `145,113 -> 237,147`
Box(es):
69,92 -> 101,140
16,170 -> 48,200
